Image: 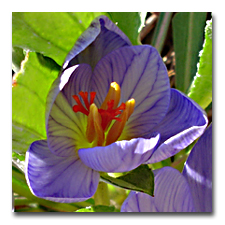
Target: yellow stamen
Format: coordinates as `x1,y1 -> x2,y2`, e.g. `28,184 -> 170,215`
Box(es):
86,103 -> 105,146
105,98 -> 135,145
126,98 -> 135,118
100,82 -> 121,110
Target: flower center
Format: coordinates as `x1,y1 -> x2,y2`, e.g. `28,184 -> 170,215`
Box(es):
72,82 -> 135,146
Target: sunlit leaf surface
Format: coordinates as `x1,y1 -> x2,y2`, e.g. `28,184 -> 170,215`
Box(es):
188,19 -> 212,109
12,52 -> 59,155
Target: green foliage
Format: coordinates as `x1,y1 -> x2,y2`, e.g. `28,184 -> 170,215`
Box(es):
12,52 -> 59,156
172,12 -> 207,93
101,165 -> 154,196
188,19 -> 212,109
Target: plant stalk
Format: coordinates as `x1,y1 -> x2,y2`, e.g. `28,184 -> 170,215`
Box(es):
94,181 -> 110,206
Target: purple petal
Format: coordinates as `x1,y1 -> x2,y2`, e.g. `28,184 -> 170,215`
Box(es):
78,134 -> 160,173
145,89 -> 208,164
121,167 -> 195,212
182,123 -> 212,212
121,192 -> 158,212
25,140 -> 99,203
91,45 -> 170,139
61,64 -> 93,107
63,15 -> 131,71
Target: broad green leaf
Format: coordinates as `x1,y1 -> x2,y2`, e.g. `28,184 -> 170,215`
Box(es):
76,205 -> 118,212
188,19 -> 212,109
12,12 -> 108,65
108,12 -> 146,45
151,12 -> 173,53
172,12 -> 207,93
12,52 -> 59,156
100,165 -> 154,196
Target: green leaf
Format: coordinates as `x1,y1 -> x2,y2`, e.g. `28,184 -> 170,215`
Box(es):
100,165 -> 154,196
105,12 -> 146,45
12,12 -> 108,65
76,205 -> 118,212
151,12 -> 173,53
188,19 -> 212,109
12,52 -> 59,156
172,12 -> 207,93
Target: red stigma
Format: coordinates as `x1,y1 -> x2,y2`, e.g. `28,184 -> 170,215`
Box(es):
72,92 -> 126,131
98,100 -> 125,131
72,92 -> 96,116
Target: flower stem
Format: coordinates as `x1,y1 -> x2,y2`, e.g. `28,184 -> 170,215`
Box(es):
94,181 -> 110,206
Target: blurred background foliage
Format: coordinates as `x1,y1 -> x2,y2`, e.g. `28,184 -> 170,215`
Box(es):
12,12 -> 212,212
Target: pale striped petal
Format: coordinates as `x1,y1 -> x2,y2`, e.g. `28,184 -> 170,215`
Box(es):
78,134 -> 160,173
146,89 -> 208,164
63,15 -> 131,71
121,192 -> 158,212
121,167 -> 195,212
47,91 -> 91,157
183,123 -> 212,212
61,63 -> 93,106
25,140 -> 99,203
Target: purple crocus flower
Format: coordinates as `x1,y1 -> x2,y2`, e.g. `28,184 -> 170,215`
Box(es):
25,16 -> 208,203
121,123 -> 212,212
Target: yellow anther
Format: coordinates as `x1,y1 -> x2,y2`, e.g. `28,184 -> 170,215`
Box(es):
105,98 -> 135,146
100,82 -> 121,110
125,98 -> 135,118
86,103 -> 105,146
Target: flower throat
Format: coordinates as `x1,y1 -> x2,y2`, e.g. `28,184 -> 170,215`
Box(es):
72,82 -> 135,146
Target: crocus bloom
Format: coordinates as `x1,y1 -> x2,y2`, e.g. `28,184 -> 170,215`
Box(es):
25,16 -> 208,203
121,123 -> 212,212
